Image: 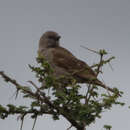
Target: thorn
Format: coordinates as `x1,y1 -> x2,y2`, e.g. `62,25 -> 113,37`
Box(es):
80,45 -> 100,55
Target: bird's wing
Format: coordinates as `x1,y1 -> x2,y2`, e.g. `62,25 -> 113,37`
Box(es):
52,47 -> 118,95
52,47 -> 96,80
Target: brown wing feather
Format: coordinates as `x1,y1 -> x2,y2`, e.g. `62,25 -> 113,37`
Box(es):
52,47 -> 118,95
52,47 -> 96,80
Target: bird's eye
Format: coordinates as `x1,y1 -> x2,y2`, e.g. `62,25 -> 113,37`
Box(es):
48,36 -> 54,39
48,36 -> 60,41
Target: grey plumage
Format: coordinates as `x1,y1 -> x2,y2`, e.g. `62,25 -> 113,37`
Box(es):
38,31 -> 115,93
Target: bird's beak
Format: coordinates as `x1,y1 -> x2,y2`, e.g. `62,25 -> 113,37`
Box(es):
57,36 -> 61,40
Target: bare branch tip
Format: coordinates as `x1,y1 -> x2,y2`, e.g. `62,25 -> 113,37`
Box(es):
80,45 -> 100,55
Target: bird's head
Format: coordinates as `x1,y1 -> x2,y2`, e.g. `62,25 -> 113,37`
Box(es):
39,31 -> 61,49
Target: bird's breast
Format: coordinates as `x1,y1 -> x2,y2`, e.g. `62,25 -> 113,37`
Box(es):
38,48 -> 70,77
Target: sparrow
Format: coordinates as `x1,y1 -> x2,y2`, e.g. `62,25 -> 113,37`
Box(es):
38,31 -> 115,93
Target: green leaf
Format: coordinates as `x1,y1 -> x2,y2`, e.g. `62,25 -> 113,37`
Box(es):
99,49 -> 108,55
104,125 -> 112,130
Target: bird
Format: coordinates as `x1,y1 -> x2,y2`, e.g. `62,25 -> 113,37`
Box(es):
38,31 -> 115,94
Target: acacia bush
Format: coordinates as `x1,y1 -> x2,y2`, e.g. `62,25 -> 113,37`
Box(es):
0,49 -> 124,130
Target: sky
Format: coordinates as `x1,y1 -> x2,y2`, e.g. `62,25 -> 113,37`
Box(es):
0,0 -> 130,130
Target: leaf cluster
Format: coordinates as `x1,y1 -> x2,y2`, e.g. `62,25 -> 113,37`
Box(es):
0,50 -> 125,130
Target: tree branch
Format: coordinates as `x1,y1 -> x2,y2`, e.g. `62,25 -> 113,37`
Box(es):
0,71 -> 84,130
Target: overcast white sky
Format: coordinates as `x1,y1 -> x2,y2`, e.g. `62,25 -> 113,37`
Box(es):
0,0 -> 130,130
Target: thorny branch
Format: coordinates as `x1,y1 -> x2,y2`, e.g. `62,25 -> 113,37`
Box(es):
84,47 -> 104,102
0,71 -> 83,130
80,45 -> 100,55
96,52 -> 103,76
0,47 -> 123,130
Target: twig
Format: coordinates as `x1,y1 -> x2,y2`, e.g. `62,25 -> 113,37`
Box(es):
28,80 -> 39,90
96,53 -> 103,76
80,45 -> 100,55
28,80 -> 41,94
0,71 -> 83,130
85,84 -> 91,104
20,114 -> 25,130
67,125 -> 73,130
0,71 -> 20,88
32,116 -> 37,130
80,46 -> 104,76
108,62 -> 114,71
100,77 -> 111,96
90,57 -> 115,69
86,85 -> 95,104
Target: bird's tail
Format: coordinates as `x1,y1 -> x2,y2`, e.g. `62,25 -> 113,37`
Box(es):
94,79 -> 120,96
